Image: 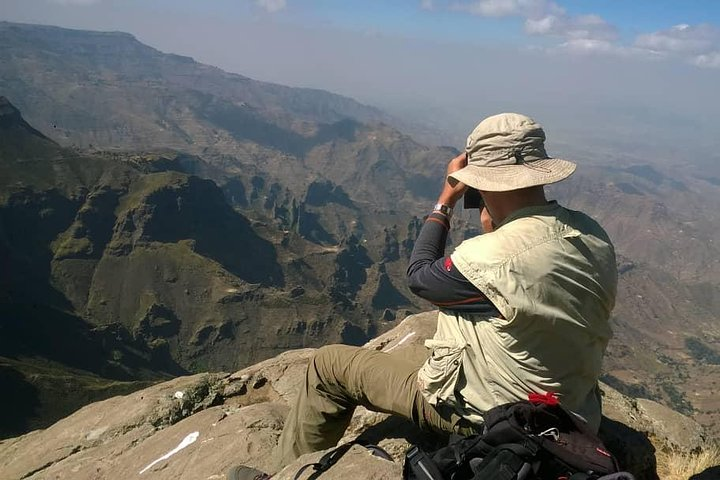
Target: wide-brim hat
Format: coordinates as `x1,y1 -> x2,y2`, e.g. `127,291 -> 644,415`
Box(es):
449,113 -> 576,192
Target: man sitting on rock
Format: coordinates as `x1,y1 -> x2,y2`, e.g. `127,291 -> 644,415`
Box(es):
228,113 -> 618,480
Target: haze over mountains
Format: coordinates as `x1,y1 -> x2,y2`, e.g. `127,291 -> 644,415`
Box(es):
1,21 -> 720,441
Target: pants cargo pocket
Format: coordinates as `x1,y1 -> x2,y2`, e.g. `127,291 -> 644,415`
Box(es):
417,339 -> 466,406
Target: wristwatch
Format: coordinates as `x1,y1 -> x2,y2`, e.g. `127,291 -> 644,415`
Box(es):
433,203 -> 453,219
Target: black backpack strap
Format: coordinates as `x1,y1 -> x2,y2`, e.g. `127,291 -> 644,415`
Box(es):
567,473 -> 637,480
294,440 -> 393,480
467,443 -> 539,480
592,473 -> 636,480
568,473 -> 593,480
404,445 -> 445,480
453,434 -> 493,465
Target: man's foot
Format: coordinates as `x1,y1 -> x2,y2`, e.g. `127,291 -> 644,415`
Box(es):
226,465 -> 271,480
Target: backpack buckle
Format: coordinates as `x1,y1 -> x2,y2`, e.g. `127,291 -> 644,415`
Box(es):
538,427 -> 560,442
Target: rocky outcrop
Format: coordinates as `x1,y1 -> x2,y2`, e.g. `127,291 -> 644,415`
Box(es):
0,311 -> 711,480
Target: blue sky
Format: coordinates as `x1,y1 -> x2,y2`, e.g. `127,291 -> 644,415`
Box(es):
6,0 -> 720,62
2,0 -> 720,160
284,0 -> 720,47
135,0 -> 720,59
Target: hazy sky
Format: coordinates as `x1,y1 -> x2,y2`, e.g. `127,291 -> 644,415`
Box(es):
2,0 -> 719,163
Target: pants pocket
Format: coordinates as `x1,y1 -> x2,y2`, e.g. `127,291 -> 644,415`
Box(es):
417,339 -> 466,407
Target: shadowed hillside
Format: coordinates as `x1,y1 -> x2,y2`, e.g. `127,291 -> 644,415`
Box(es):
0,98 -> 436,436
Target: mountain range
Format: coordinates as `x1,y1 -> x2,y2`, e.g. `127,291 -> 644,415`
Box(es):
1,21 -> 719,440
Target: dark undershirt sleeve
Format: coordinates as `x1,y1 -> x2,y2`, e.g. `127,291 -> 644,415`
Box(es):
407,213 -> 499,314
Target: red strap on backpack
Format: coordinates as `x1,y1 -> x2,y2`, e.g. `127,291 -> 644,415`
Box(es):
528,392 -> 559,406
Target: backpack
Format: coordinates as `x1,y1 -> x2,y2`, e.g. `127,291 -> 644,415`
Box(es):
404,393 -> 635,480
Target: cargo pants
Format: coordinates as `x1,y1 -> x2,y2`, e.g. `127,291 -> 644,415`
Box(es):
274,344 -> 475,469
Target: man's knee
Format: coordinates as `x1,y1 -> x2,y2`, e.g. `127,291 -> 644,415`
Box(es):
308,344 -> 355,387
312,344 -> 349,369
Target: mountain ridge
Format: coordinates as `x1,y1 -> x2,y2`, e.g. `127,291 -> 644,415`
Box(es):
0,21 -> 392,144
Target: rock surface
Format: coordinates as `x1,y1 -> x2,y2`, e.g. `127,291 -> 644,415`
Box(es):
0,312 -> 710,480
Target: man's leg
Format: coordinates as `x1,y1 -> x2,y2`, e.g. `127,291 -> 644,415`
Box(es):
274,344 -> 458,469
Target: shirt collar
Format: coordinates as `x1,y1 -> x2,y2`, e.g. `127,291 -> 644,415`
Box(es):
497,200 -> 560,228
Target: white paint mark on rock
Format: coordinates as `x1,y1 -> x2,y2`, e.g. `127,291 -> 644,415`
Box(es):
139,431 -> 199,474
85,426 -> 108,441
173,391 -> 185,400
384,331 -> 416,352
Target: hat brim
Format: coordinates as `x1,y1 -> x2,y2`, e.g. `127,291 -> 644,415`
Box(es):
448,158 -> 576,192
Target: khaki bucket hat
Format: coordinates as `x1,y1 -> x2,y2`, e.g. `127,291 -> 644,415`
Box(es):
449,113 -> 576,192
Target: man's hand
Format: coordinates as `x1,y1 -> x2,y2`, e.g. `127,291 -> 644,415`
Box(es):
437,152 -> 468,207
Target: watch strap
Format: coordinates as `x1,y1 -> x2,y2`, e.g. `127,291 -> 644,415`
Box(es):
433,203 -> 453,218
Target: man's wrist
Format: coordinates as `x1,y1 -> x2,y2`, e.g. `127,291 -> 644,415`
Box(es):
437,191 -> 461,207
433,203 -> 453,219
